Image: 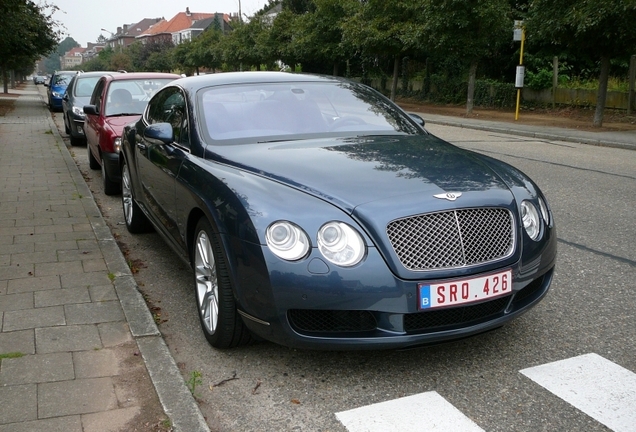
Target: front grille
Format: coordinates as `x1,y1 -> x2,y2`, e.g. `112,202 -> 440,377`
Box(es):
404,296 -> 511,332
288,310 -> 377,333
387,208 -> 514,271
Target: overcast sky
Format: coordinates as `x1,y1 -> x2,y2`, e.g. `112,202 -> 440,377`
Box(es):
49,0 -> 271,46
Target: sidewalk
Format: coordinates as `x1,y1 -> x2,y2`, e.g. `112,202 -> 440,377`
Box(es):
0,83 -> 208,432
412,110 -> 636,151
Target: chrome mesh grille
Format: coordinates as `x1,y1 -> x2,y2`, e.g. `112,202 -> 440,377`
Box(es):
386,208 -> 514,271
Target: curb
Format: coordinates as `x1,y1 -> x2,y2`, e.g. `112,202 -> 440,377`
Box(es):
42,94 -> 210,432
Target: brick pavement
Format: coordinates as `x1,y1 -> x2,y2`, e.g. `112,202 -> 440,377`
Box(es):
0,83 -> 208,432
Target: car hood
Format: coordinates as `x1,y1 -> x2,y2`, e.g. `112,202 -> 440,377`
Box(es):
104,115 -> 140,133
211,134 -> 515,216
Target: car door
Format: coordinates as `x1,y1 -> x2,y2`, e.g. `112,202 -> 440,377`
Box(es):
135,86 -> 190,249
85,78 -> 106,152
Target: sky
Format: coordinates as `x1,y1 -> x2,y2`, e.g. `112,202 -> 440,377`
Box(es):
48,0 -> 271,46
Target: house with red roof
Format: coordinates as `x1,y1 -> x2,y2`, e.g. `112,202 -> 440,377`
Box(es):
103,17 -> 164,50
136,7 -> 226,45
62,47 -> 86,70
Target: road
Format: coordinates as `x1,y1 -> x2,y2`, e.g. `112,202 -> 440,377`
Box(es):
48,95 -> 636,432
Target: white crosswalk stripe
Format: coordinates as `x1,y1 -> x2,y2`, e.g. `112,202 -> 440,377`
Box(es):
520,353 -> 636,432
336,353 -> 636,432
336,391 -> 485,432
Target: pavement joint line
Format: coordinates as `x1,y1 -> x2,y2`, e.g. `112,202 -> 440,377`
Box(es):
39,91 -> 210,432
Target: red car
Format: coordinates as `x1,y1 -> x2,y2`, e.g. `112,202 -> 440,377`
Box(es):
84,72 -> 180,195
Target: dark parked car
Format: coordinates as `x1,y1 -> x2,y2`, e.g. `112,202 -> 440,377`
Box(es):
45,70 -> 76,111
33,75 -> 46,85
62,71 -> 118,146
83,72 -> 180,195
120,72 -> 557,350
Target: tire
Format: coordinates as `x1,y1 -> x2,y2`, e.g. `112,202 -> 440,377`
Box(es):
121,159 -> 152,233
64,114 -> 70,134
88,145 -> 100,170
70,134 -> 84,146
102,155 -> 121,195
193,217 -> 252,349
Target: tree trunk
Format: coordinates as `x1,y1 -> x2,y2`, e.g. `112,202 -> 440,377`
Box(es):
333,62 -> 339,77
593,55 -> 610,128
466,60 -> 478,114
2,68 -> 8,94
390,56 -> 399,101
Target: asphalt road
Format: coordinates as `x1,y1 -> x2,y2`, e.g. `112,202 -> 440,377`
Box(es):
50,104 -> 635,432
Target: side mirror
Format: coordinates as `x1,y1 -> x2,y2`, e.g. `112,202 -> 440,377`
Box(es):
144,123 -> 173,145
83,105 -> 98,116
63,94 -> 69,101
409,113 -> 425,127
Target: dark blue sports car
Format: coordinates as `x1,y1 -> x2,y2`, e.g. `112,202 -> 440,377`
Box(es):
120,72 -> 556,350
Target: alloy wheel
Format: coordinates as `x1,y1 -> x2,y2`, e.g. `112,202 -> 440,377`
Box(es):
194,230 -> 219,334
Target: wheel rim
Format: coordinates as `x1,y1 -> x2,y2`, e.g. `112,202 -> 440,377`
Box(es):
194,230 -> 219,334
121,164 -> 133,225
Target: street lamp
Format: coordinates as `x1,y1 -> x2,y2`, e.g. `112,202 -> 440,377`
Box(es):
101,28 -> 115,37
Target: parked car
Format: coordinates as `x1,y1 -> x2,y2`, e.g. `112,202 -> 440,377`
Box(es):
33,75 -> 46,85
120,72 -> 557,350
62,71 -> 120,146
45,70 -> 77,111
83,72 -> 180,195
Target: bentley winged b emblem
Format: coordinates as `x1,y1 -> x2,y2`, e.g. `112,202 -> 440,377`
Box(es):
433,192 -> 462,201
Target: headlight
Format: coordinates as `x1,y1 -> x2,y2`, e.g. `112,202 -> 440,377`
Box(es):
538,196 -> 549,225
114,137 -> 122,153
521,201 -> 541,241
266,221 -> 310,261
52,91 -> 63,98
72,106 -> 85,118
317,222 -> 365,267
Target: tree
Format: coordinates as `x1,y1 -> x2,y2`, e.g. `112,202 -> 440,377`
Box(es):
421,0 -> 512,114
291,0 -> 354,76
0,0 -> 60,92
526,0 -> 636,127
43,36 -> 80,74
342,0 -> 421,100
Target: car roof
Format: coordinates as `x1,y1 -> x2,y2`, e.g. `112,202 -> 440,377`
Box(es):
170,71 -> 342,93
107,72 -> 181,81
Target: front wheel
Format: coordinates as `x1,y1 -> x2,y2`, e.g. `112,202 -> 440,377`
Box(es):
102,155 -> 121,195
193,218 -> 252,349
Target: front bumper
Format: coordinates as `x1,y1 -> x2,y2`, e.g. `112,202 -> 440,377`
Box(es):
234,234 -> 557,350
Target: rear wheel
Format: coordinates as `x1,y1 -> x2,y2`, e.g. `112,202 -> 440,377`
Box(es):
121,159 -> 152,233
102,155 -> 120,195
193,218 -> 252,348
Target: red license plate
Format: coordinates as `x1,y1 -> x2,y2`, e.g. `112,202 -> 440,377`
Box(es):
418,269 -> 512,309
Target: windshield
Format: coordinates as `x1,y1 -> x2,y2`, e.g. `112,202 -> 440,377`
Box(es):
53,74 -> 73,86
198,81 -> 423,143
105,79 -> 174,116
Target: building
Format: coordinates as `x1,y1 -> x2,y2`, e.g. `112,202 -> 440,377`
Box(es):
103,18 -> 163,50
136,7 -> 221,45
62,47 -> 86,70
172,13 -> 232,45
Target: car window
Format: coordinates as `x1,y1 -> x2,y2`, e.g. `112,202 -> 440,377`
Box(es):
105,79 -> 174,117
146,87 -> 189,146
74,77 -> 101,97
91,79 -> 106,113
198,81 -> 422,143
